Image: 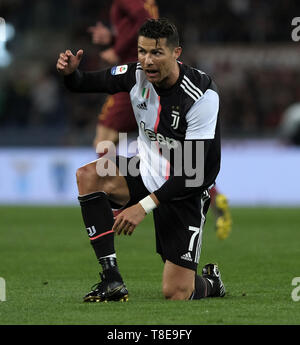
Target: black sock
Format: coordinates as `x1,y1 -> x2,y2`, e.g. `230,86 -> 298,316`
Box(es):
99,256 -> 122,282
102,265 -> 123,284
190,275 -> 214,299
78,191 -> 117,271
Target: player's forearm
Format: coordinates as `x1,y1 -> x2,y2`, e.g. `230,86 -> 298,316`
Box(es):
138,193 -> 159,214
64,69 -> 107,93
153,140 -> 216,203
64,70 -> 82,91
153,175 -> 203,203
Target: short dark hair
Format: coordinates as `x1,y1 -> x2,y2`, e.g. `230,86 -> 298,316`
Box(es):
138,18 -> 179,48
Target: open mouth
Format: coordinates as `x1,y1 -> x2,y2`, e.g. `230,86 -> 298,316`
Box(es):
145,69 -> 159,78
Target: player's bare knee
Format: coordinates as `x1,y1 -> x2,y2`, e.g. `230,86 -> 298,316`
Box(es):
76,164 -> 101,192
76,165 -> 92,184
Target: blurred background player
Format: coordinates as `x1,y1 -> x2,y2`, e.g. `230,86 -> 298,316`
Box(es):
87,0 -> 159,153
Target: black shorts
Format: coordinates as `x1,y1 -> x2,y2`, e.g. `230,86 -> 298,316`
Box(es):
109,155 -> 149,209
112,155 -> 211,272
153,191 -> 210,271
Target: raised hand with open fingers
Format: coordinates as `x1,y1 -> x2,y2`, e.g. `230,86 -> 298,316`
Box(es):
56,49 -> 83,75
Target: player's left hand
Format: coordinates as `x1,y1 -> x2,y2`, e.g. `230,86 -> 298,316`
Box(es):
100,48 -> 119,65
113,203 -> 146,236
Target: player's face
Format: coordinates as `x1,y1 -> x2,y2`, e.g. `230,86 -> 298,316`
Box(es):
138,36 -> 182,88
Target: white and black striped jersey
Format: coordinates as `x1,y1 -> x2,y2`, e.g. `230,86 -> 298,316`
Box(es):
64,61 -> 220,202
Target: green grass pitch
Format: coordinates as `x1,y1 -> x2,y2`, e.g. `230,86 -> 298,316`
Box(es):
0,206 -> 300,325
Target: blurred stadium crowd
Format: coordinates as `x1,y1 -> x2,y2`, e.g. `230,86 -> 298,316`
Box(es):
0,0 -> 300,146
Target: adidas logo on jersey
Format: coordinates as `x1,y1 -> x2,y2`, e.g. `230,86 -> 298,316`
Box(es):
181,252 -> 193,262
137,102 -> 148,110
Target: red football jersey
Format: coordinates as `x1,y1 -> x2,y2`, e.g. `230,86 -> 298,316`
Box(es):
110,0 -> 159,63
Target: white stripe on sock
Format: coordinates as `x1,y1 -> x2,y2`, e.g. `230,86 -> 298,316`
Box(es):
99,253 -> 116,260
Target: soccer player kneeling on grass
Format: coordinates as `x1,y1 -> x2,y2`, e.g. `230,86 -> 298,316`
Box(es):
56,18 -> 225,302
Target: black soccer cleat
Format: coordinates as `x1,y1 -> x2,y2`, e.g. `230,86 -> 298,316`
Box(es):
83,272 -> 129,303
202,263 -> 226,297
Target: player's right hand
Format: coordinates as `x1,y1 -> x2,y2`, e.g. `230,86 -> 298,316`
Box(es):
56,49 -> 83,75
